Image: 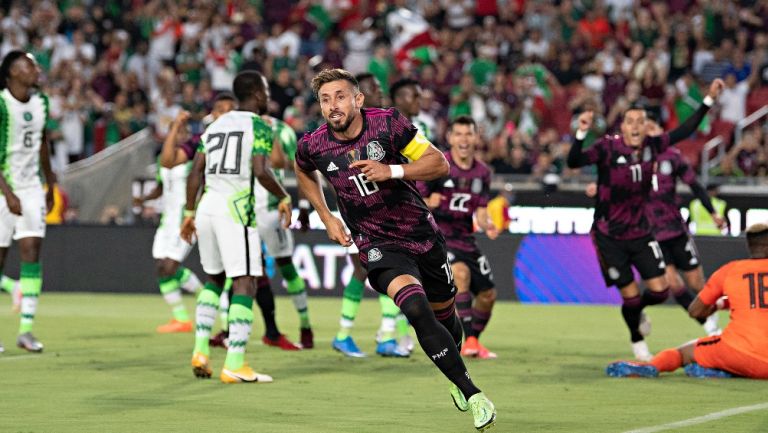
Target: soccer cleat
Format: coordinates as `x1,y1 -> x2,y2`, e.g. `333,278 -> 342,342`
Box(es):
461,336 -> 480,357
191,352 -> 212,378
209,330 -> 229,349
17,332 -> 43,353
476,340 -> 498,359
606,361 -> 659,378
300,327 -> 314,349
468,393 -> 496,431
684,363 -> 733,378
450,383 -> 469,412
220,364 -> 274,384
156,319 -> 193,333
703,314 -> 722,336
398,334 -> 414,353
11,280 -> 21,313
639,311 -> 651,337
375,339 -> 410,357
262,334 -> 301,351
332,336 -> 366,358
631,340 -> 653,362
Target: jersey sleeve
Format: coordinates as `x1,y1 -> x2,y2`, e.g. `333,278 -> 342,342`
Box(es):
252,116 -> 273,156
294,135 -> 316,172
390,108 -> 425,160
580,137 -> 607,166
650,133 -> 672,154
278,122 -> 298,162
699,262 -> 731,305
675,152 -> 697,185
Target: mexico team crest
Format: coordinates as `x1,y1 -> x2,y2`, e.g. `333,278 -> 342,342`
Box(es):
368,248 -> 383,262
367,141 -> 385,161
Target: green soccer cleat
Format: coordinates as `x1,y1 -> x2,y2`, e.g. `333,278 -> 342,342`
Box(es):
450,384 -> 468,412
468,393 -> 496,432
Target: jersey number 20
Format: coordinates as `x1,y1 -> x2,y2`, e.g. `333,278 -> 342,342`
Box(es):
206,132 -> 244,175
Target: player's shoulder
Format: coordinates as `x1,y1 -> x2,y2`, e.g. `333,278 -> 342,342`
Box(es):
723,258 -> 767,275
366,107 -> 397,118
474,158 -> 491,174
301,123 -> 329,145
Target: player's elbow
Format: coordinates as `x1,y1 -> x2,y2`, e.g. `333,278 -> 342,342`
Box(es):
435,157 -> 450,177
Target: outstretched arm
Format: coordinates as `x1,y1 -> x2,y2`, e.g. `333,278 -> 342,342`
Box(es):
39,130 -> 57,211
669,79 -> 724,144
567,111 -> 597,168
349,143 -> 449,182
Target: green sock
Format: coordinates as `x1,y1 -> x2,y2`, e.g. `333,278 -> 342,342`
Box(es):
193,282 -> 223,356
19,262 -> 42,334
378,294 -> 399,341
224,295 -> 254,370
337,277 -> 365,340
396,313 -> 410,339
219,279 -> 232,331
159,276 -> 189,322
280,263 -> 310,328
0,275 -> 16,293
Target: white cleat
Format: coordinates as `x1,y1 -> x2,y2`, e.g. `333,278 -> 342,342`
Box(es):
703,313 -> 722,336
639,311 -> 652,337
632,340 -> 653,362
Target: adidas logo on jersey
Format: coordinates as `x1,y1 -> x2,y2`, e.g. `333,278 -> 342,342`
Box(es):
327,161 -> 339,172
616,156 -> 627,164
443,179 -> 455,188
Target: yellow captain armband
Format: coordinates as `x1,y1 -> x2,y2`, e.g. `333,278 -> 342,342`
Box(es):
400,132 -> 431,161
280,196 -> 292,206
183,209 -> 196,218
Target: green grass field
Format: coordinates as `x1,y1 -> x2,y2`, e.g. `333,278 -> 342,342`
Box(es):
1,294 -> 766,433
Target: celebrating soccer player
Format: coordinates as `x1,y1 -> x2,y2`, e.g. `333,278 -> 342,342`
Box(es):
607,223 -> 768,379
0,51 -> 56,353
420,116 -> 500,359
567,78 -> 724,361
182,71 -> 291,384
295,68 -> 496,431
644,118 -> 725,336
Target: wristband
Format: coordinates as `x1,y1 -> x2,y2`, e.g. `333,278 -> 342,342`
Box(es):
575,129 -> 588,140
183,209 -> 195,218
390,164 -> 405,179
703,95 -> 714,107
298,199 -> 311,210
280,196 -> 292,205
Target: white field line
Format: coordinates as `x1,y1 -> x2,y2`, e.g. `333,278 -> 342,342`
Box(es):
624,402 -> 768,433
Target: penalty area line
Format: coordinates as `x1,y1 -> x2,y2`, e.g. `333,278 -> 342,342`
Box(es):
623,402 -> 768,433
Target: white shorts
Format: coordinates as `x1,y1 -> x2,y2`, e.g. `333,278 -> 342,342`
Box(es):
196,212 -> 263,278
152,221 -> 193,262
0,187 -> 46,247
257,209 -> 293,259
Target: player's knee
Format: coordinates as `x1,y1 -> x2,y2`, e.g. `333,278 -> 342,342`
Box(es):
478,288 -> 496,304
452,263 -> 470,285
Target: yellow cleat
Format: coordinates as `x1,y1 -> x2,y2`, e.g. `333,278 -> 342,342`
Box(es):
156,319 -> 193,333
191,352 -> 212,379
220,364 -> 273,384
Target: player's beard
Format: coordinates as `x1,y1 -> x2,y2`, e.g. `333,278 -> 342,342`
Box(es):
328,111 -> 356,133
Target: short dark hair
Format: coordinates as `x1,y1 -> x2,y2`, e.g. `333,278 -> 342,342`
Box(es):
389,78 -> 419,102
449,115 -> 476,132
746,223 -> 768,257
622,104 -> 647,119
232,70 -> 267,102
213,91 -> 236,103
0,50 -> 29,89
311,68 -> 358,99
354,72 -> 375,83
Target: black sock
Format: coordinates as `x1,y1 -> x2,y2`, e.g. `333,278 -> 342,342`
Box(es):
621,295 -> 644,343
434,300 -> 463,349
673,288 -> 705,324
455,291 -> 474,339
394,284 -> 480,399
641,288 -> 670,307
254,277 -> 280,339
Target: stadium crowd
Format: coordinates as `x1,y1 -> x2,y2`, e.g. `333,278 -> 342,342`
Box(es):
2,0 -> 768,181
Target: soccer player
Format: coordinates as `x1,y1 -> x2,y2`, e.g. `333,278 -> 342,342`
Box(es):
256,113 -> 314,349
135,111 -> 204,333
566,78 -> 724,361
607,223 -> 768,379
182,70 -> 291,383
332,72 -> 411,358
390,78 -> 432,141
645,120 -> 724,336
0,51 -> 56,353
295,69 -> 496,431
420,116 -> 500,359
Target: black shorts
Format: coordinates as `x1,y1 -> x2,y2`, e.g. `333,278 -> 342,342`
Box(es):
361,239 -> 456,303
448,248 -> 494,294
659,233 -> 700,272
591,230 -> 666,288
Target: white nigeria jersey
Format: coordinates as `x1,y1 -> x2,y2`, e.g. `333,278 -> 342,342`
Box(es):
196,110 -> 272,225
0,88 -> 49,190
157,161 -> 190,227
